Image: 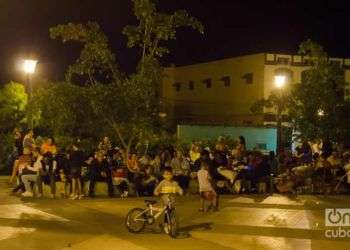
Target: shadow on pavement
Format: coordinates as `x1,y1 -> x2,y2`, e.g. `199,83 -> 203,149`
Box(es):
177,222 -> 213,239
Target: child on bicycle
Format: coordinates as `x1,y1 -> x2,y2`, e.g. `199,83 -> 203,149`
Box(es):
198,161 -> 218,212
154,167 -> 183,202
153,167 -> 183,235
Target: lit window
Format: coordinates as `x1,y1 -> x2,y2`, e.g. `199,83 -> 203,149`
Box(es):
242,73 -> 253,84
189,81 -> 194,90
221,76 -> 231,87
203,78 -> 212,88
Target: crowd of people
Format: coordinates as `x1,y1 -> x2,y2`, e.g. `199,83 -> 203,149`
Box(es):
7,130 -> 350,202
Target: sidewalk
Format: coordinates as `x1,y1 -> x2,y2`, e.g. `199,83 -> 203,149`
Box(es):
188,194 -> 350,250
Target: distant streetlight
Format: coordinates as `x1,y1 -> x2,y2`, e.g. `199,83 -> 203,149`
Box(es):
22,59 -> 38,130
318,109 -> 325,117
274,74 -> 287,154
159,112 -> 167,118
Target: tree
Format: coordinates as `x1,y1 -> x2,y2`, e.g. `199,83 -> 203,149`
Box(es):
290,40 -> 350,142
0,82 -> 27,133
123,0 -> 204,75
50,22 -> 121,85
0,82 -> 27,172
48,1 -> 203,169
251,86 -> 292,152
33,82 -> 107,140
123,0 -> 204,132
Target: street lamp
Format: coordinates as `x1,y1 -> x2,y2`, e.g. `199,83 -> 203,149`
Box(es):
274,74 -> 286,154
22,59 -> 38,130
318,109 -> 325,117
274,75 -> 286,89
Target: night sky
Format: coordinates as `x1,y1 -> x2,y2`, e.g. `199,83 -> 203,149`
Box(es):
0,0 -> 349,84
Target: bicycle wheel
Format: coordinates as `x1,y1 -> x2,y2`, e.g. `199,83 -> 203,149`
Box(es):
168,210 -> 178,238
125,208 -> 146,233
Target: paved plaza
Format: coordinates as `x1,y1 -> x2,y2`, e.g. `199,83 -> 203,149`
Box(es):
1,177 -> 350,250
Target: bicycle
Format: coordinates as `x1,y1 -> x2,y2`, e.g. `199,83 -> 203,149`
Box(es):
125,194 -> 178,238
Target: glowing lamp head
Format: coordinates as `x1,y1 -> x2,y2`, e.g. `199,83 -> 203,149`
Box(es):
318,109 -> 325,117
274,75 -> 286,89
23,59 -> 38,74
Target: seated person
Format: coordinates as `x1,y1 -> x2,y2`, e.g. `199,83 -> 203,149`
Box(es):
37,152 -> 58,198
88,151 -> 114,197
21,148 -> 43,197
11,148 -> 33,194
136,166 -> 157,196
275,169 -> 296,194
111,158 -> 129,198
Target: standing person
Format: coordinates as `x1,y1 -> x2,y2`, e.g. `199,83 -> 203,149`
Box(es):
89,152 -> 114,198
268,151 -> 279,176
198,161 -> 218,212
69,143 -> 85,199
21,148 -> 43,197
81,155 -> 94,197
14,130 -> 24,156
7,130 -> 23,173
23,130 -> 35,151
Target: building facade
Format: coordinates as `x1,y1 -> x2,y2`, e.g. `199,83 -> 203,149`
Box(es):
161,53 -> 350,126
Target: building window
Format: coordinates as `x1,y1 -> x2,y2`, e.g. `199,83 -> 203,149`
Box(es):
242,73 -> 253,84
189,81 -> 194,90
277,57 -> 290,65
203,78 -> 212,88
173,82 -> 181,92
221,76 -> 230,87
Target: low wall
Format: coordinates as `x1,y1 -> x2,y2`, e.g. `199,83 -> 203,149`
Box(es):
177,125 -> 277,152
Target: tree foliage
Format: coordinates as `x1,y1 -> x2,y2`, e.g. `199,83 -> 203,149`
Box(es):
251,40 -> 350,143
123,0 -> 204,74
290,39 -> 350,141
0,82 -> 27,133
43,1 -> 203,167
50,22 -> 120,85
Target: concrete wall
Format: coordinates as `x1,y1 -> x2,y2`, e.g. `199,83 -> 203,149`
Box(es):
177,125 -> 277,152
163,53 -> 350,126
162,54 -> 266,125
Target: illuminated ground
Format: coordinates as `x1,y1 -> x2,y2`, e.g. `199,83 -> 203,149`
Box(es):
0,177 -> 350,250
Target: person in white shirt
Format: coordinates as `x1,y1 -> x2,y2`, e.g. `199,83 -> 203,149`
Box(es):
197,161 -> 218,212
21,148 -> 43,197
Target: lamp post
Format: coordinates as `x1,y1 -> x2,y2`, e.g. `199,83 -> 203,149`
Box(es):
274,75 -> 286,154
23,59 -> 38,130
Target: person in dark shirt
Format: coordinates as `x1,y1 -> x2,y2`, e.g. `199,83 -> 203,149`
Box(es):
69,143 -> 85,199
212,143 -> 228,180
89,151 -> 114,197
14,130 -> 23,156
